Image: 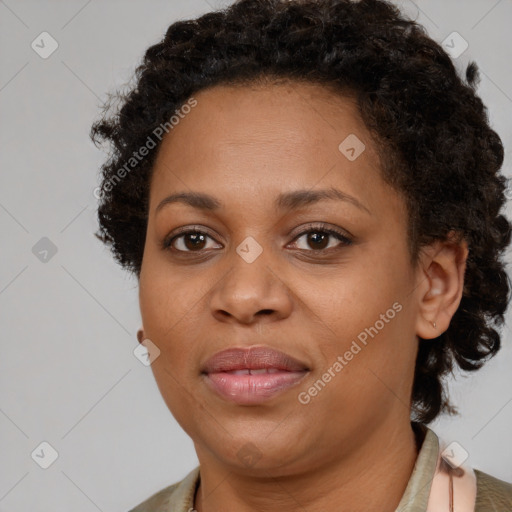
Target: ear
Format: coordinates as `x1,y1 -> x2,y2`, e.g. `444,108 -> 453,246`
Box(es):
137,328 -> 145,344
415,231 -> 469,340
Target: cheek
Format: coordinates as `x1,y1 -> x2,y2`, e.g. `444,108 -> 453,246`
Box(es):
149,356 -> 206,441
139,262 -> 203,332
138,276 -> 195,379
306,260 -> 413,394
307,261 -> 404,343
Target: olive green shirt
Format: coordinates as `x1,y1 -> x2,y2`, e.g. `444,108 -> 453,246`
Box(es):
129,426 -> 512,511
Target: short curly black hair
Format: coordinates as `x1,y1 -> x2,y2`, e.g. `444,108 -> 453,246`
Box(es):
90,0 -> 512,424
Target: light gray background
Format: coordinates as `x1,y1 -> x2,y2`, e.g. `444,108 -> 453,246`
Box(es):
1,0 -> 511,510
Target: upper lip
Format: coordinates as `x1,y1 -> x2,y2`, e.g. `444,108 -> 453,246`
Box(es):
201,346 -> 310,373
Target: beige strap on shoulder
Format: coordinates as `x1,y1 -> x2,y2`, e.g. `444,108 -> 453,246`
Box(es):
427,439 -> 477,512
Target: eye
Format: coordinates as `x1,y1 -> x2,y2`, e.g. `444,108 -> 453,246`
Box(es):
161,223 -> 353,254
162,227 -> 221,253
288,223 -> 353,252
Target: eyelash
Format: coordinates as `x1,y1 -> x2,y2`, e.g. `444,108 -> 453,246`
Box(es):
161,223 -> 353,255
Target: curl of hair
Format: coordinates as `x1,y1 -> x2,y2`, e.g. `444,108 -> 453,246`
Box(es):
90,0 -> 512,423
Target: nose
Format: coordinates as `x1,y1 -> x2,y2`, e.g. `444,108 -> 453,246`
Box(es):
209,248 -> 293,325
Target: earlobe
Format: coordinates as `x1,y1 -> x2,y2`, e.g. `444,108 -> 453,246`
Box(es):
137,328 -> 145,344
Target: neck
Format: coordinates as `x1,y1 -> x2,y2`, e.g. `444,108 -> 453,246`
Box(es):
194,418 -> 421,512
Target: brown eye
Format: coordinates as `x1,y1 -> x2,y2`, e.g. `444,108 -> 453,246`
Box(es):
180,232 -> 208,251
162,223 -> 352,255
290,226 -> 353,252
163,230 -> 221,252
305,232 -> 330,250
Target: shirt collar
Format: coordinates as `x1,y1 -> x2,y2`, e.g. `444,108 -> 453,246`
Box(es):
395,423 -> 440,511
160,423 -> 440,512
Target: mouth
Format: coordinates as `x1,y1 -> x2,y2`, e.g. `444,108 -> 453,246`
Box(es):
201,346 -> 310,405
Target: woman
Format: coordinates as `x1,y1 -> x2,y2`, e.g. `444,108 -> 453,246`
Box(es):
90,0 -> 512,510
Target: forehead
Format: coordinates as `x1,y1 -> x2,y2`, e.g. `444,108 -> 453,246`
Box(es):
149,81 -> 398,219
156,81 -> 368,155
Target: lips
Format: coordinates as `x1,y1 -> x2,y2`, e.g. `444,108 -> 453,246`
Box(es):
201,346 -> 310,374
201,346 -> 310,405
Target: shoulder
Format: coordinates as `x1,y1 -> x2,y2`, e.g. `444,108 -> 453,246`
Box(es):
127,466 -> 200,512
128,482 -> 181,512
474,468 -> 512,511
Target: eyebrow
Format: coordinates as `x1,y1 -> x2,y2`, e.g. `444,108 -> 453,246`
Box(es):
155,188 -> 371,215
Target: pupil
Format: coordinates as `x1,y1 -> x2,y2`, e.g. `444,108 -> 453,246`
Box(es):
185,233 -> 206,250
309,232 -> 328,250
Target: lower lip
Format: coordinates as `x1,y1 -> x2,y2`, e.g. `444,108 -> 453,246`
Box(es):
203,370 -> 308,404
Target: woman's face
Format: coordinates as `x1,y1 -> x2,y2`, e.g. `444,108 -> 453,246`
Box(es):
138,82 -> 426,475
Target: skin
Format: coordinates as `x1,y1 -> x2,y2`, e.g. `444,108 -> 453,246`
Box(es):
137,81 -> 468,512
